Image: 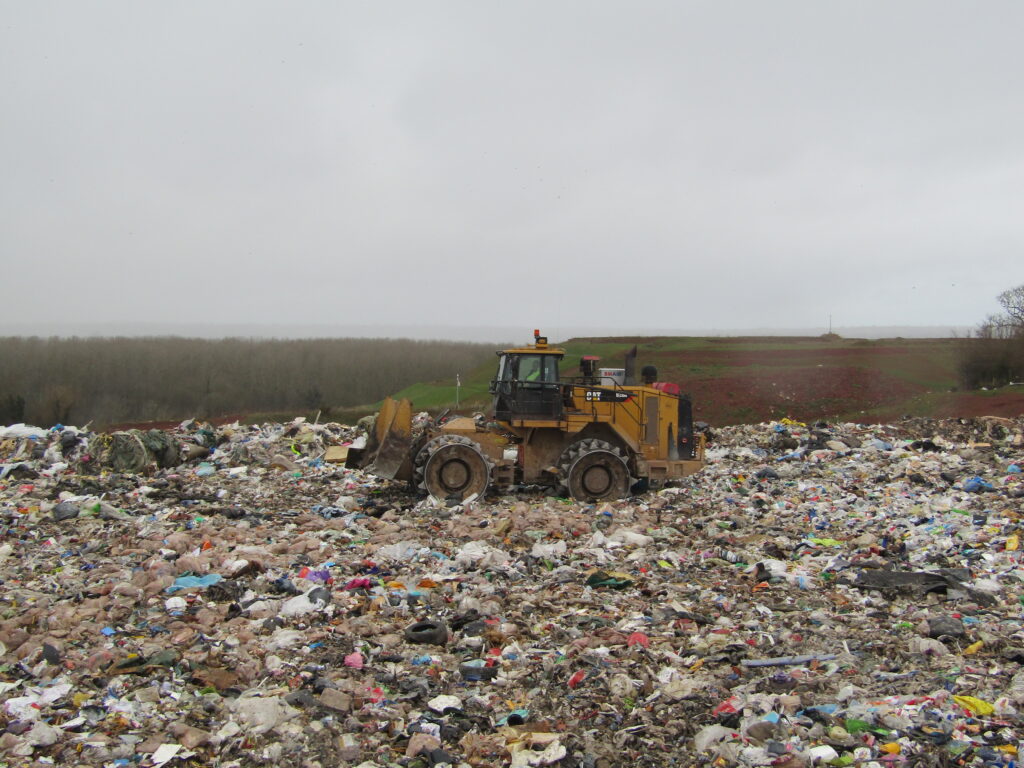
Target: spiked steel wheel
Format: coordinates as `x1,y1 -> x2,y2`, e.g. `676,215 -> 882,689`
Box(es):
413,435 -> 478,490
416,435 -> 492,500
558,439 -> 631,502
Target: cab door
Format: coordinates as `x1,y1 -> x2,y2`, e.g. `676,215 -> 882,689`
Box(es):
491,354 -> 563,420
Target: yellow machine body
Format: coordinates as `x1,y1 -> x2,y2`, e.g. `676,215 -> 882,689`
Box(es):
348,332 -> 705,502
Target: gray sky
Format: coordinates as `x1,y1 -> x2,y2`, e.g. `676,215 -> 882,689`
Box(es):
1,2 -> 1022,338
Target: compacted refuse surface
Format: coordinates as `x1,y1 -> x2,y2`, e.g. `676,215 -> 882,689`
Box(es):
1,415 -> 1024,767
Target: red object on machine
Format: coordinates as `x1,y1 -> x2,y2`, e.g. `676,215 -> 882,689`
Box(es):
652,381 -> 680,395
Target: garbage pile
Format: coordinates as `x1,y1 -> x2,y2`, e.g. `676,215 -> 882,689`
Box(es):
1,415 -> 1024,767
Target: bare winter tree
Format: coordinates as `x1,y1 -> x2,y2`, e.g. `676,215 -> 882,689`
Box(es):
998,284 -> 1024,327
960,283 -> 1024,388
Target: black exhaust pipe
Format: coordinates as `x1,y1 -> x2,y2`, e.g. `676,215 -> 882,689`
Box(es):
624,345 -> 637,385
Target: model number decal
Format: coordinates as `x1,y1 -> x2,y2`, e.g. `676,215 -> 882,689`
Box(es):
585,389 -> 632,402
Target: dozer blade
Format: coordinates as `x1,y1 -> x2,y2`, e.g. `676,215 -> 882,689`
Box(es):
353,397 -> 413,480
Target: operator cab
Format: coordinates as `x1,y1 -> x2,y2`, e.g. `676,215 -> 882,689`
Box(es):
489,331 -> 564,420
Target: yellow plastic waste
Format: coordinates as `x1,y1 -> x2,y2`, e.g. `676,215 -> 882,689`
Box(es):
1007,534 -> 1020,551
953,695 -> 995,716
879,743 -> 901,755
964,640 -> 984,655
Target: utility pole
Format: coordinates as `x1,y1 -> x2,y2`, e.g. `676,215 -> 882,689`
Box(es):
455,373 -> 461,408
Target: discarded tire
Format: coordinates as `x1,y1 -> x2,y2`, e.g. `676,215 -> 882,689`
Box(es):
404,620 -> 448,645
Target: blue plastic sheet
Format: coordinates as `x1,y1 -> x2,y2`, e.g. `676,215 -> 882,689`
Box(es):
964,476 -> 995,493
166,573 -> 223,593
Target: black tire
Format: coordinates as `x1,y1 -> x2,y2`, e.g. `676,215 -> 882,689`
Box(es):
558,439 -> 631,502
405,620 -> 449,645
415,435 -> 492,500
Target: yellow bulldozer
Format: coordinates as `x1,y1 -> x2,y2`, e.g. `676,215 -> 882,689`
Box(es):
346,331 -> 705,502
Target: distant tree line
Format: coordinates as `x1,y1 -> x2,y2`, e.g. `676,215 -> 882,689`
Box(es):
0,336 -> 495,428
959,284 -> 1024,389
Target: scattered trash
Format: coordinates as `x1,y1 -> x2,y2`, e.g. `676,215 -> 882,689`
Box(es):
0,414 -> 1022,764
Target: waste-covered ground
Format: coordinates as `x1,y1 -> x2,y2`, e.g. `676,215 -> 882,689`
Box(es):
2,415 -> 1024,767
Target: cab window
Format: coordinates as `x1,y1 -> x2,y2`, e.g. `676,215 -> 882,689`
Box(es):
517,355 -> 558,383
519,355 -> 542,382
541,356 -> 559,382
496,354 -> 560,383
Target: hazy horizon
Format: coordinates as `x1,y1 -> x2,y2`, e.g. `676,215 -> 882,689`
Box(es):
0,320 -> 971,343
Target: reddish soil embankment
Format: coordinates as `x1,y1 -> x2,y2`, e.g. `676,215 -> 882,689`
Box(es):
946,392 -> 1024,419
685,366 -> 921,424
625,337 -> 1024,425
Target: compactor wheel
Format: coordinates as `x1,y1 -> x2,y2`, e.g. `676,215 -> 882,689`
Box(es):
558,439 -> 632,502
415,435 -> 492,500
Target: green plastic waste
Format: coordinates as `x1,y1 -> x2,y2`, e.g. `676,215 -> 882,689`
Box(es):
585,570 -> 635,589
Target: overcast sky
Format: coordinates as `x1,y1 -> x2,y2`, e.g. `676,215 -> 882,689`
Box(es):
1,2 -> 1022,339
